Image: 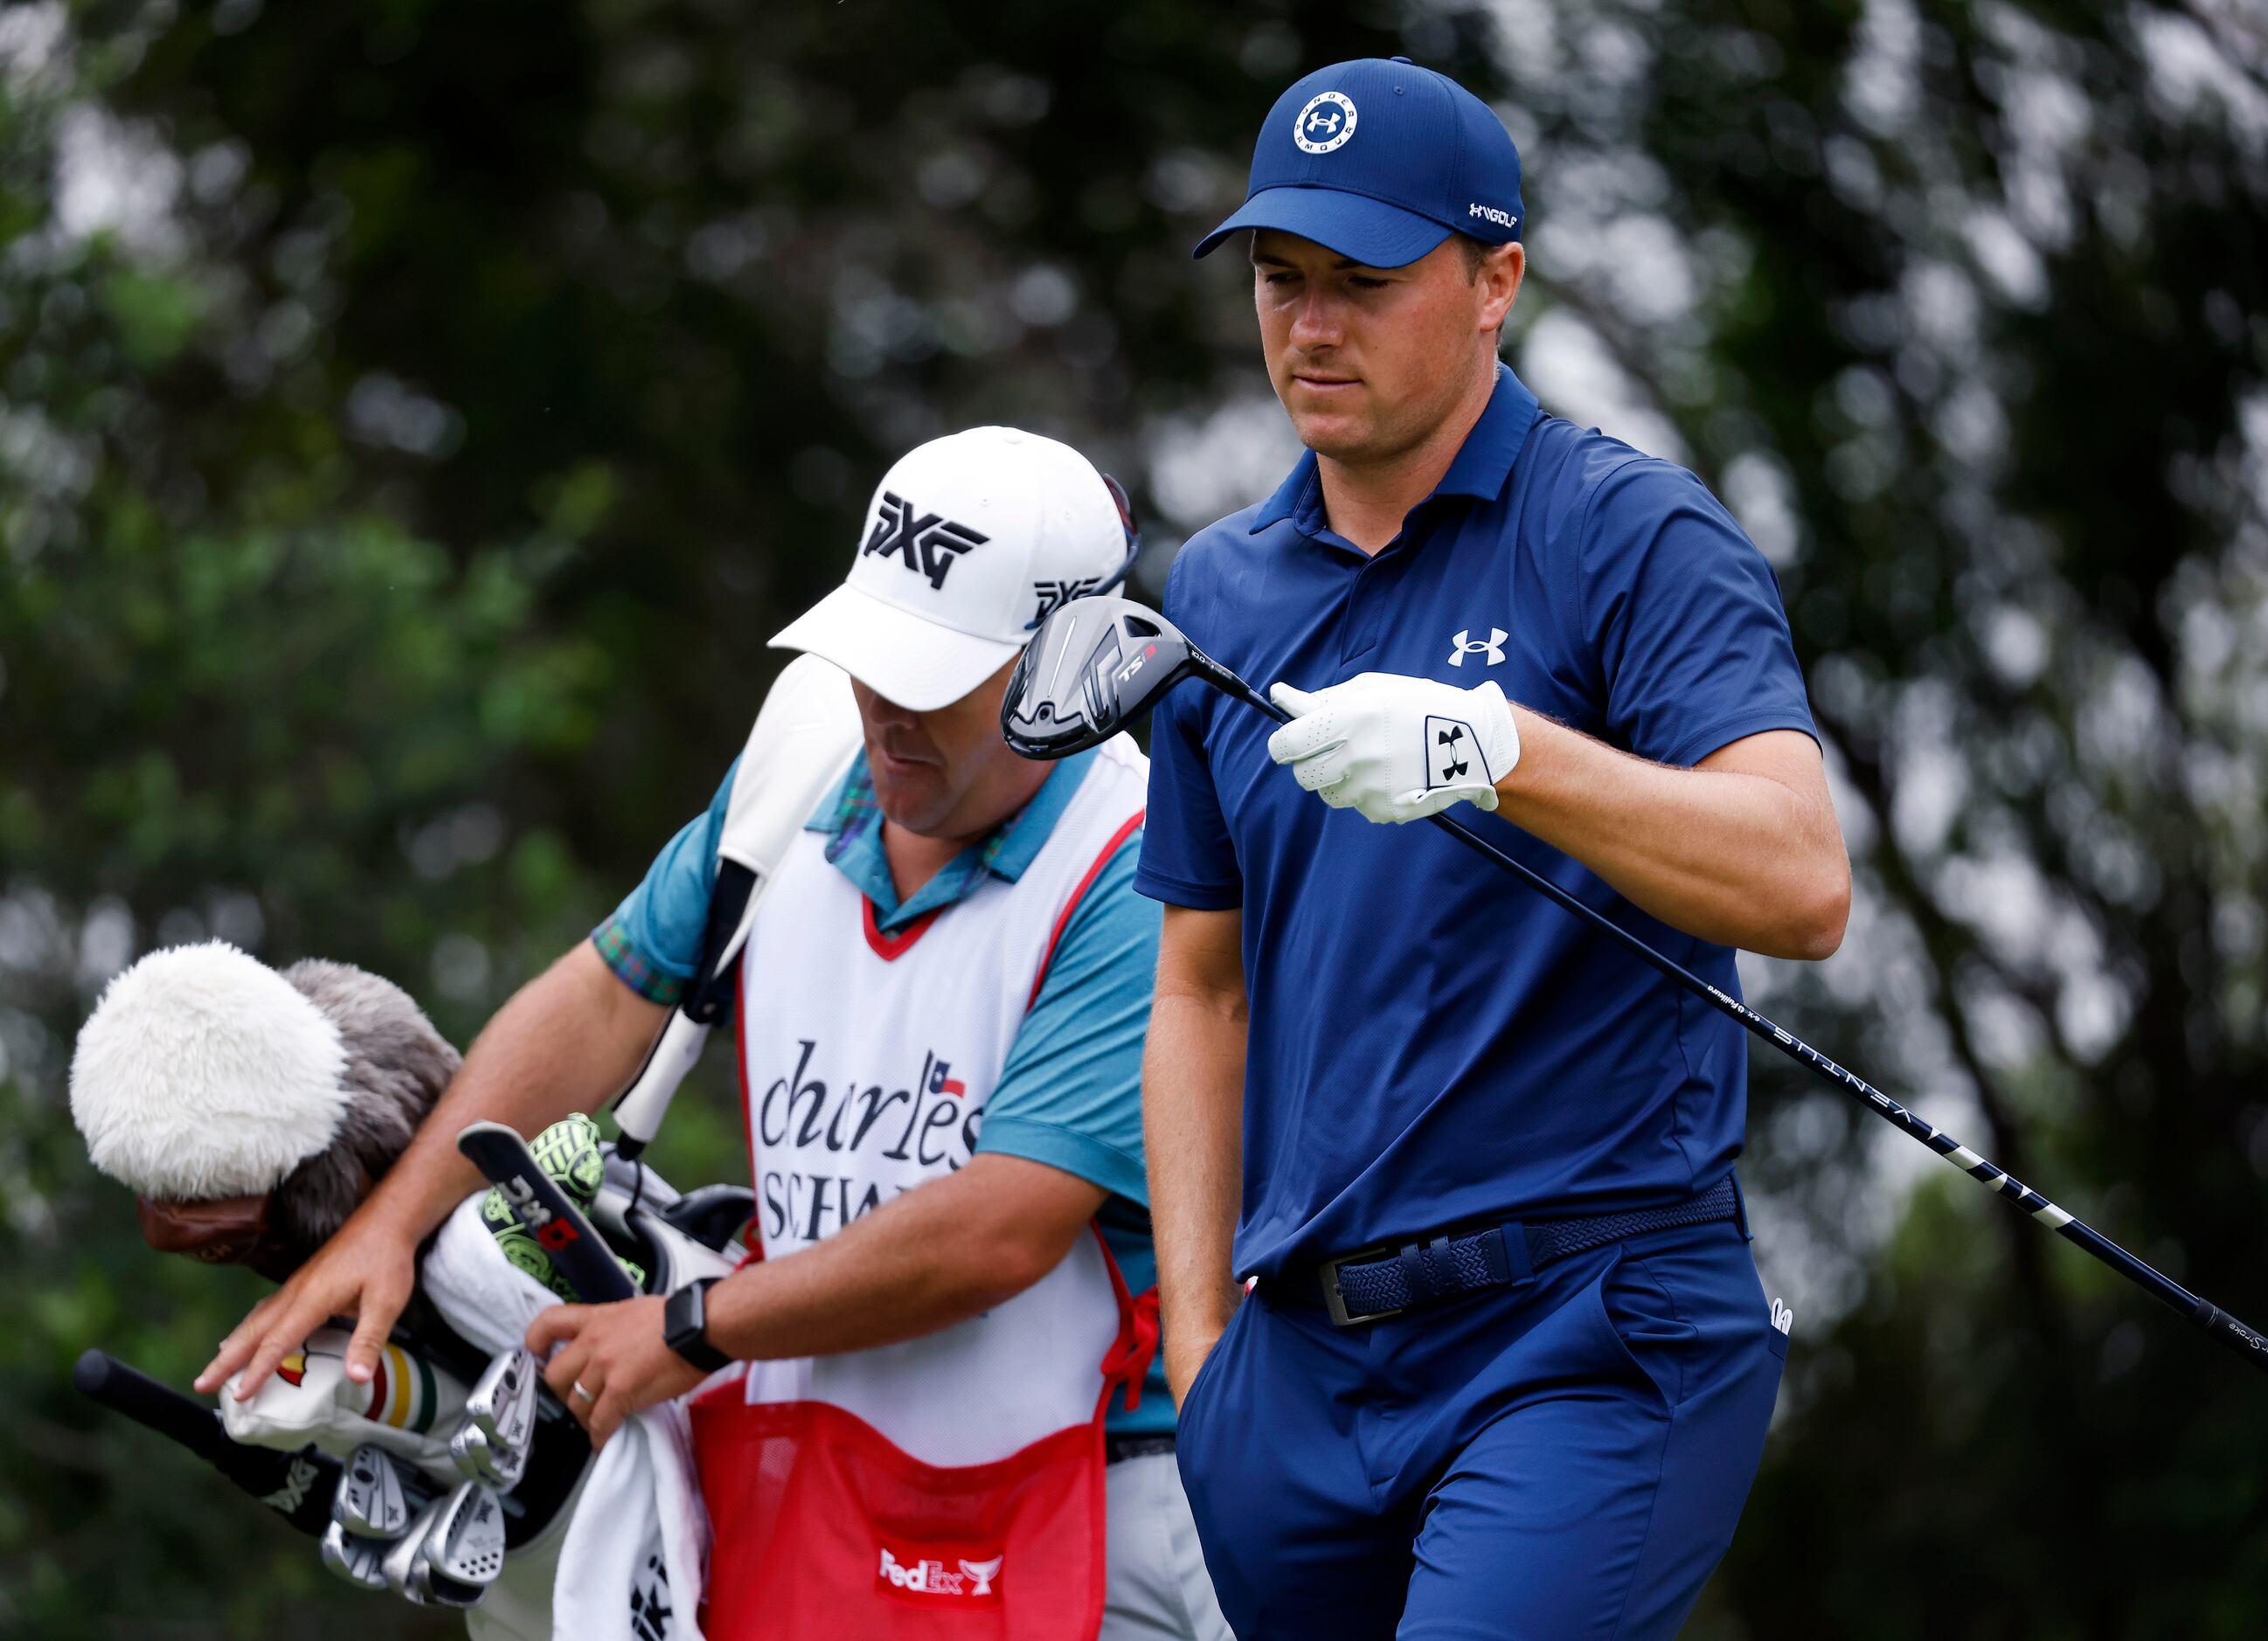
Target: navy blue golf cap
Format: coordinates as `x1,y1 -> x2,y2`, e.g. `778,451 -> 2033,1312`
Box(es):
1195,57 -> 1524,267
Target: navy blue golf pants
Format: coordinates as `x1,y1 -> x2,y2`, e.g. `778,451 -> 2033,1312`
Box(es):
1174,1217 -> 1786,1639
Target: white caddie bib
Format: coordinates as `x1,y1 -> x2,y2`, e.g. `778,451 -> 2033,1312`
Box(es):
690,735 -> 1154,1640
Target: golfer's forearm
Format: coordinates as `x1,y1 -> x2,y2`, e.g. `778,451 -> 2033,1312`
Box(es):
705,1156 -> 1100,1358
1496,718 -> 1848,959
363,943 -> 668,1239
1144,985 -> 1249,1353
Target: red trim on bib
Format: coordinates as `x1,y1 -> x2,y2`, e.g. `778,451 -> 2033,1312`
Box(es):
1026,810 -> 1145,1010
864,897 -> 945,961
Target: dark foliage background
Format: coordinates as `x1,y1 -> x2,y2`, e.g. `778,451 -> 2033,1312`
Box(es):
3,0 -> 2264,1634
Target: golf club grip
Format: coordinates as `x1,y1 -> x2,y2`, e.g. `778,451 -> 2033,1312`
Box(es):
73,1348 -> 235,1466
2196,1303 -> 2268,1372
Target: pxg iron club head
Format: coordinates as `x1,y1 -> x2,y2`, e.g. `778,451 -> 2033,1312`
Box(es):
421,1479 -> 507,1599
453,1346 -> 538,1489
320,1518 -> 391,1589
380,1496 -> 447,1603
1001,594 -> 1273,761
333,1441 -> 432,1539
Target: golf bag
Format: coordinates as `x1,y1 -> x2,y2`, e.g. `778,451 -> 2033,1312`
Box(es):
80,1150 -> 750,1638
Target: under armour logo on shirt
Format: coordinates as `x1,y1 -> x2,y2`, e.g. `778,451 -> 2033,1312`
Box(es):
864,492 -> 990,591
1447,627 -> 1507,667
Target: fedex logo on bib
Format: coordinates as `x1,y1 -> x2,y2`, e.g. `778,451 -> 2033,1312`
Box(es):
878,1545 -> 1004,1603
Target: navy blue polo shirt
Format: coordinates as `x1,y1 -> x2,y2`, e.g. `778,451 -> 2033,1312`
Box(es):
1134,364 -> 1818,1282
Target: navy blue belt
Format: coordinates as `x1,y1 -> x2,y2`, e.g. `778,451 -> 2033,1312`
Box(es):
1105,1434 -> 1176,1464
1291,1177 -> 1743,1327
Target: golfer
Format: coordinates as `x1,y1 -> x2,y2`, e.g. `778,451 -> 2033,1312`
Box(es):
1138,59 -> 1850,1638
204,427 -> 1231,1639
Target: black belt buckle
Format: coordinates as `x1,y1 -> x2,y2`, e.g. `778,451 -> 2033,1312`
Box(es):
1320,1243 -> 1402,1327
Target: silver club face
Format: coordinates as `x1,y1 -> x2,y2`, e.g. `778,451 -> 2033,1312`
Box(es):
334,1442 -> 427,1538
380,1497 -> 447,1602
424,1480 -> 508,1587
465,1346 -> 538,1450
320,1519 -> 390,1589
450,1416 -> 526,1491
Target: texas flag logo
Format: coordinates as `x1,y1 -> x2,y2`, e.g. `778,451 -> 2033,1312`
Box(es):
926,1059 -> 967,1100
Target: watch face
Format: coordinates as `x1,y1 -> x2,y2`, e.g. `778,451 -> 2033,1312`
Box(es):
666,1280 -> 704,1342
667,1279 -> 730,1370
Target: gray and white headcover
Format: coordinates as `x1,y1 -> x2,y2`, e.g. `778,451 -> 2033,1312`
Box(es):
69,940 -> 459,1256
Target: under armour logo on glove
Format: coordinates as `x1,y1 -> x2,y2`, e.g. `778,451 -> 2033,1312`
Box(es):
1429,719 -> 1474,785
1447,627 -> 1507,667
1266,672 -> 1521,826
863,492 -> 990,590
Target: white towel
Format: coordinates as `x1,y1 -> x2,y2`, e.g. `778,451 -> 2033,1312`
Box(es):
423,1192 -> 710,1641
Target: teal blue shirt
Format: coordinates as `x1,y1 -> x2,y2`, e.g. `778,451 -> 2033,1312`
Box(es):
595,750 -> 1170,1434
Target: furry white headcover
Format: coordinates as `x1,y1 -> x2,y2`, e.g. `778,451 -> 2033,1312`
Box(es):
71,940 -> 349,1201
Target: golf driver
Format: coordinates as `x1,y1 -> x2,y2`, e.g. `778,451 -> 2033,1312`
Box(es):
1002,593 -> 2268,1375
320,1518 -> 391,1589
333,1440 -> 432,1538
453,1346 -> 539,1489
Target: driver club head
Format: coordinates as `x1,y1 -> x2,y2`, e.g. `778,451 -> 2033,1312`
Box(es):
422,1479 -> 508,1594
333,1441 -> 429,1539
1002,594 -> 1229,759
320,1519 -> 391,1589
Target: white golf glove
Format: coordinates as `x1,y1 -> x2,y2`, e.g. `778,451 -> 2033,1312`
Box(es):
1266,672 -> 1521,825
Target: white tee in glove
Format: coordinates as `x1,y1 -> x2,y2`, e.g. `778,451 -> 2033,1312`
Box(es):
1266,673 -> 1522,825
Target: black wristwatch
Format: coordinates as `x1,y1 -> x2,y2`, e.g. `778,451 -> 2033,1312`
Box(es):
663,1277 -> 732,1373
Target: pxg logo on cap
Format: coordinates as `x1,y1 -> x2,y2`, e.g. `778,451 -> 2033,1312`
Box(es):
862,492 -> 989,592
768,426 -> 1140,713
1196,58 -> 1525,271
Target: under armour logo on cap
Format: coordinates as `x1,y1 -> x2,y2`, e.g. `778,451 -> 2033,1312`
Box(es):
1293,91 -> 1357,154
1196,60 -> 1523,265
863,492 -> 989,591
1448,627 -> 1507,667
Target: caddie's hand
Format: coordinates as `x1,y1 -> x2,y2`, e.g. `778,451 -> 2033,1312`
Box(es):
527,1296 -> 703,1451
195,1210 -> 419,1400
1266,672 -> 1520,825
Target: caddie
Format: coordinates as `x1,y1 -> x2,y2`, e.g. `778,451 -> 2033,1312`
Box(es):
1138,59 -> 1853,1638
204,426 -> 1231,1640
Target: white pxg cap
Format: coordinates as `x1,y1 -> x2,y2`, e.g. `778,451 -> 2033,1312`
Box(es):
770,426 -> 1140,711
